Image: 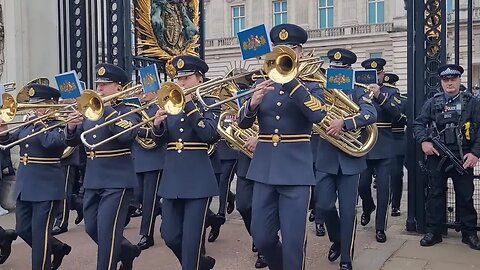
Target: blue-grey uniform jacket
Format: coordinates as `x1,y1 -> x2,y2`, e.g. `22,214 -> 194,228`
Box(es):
315,87 -> 378,175
365,84 -> 402,160
238,79 -> 327,185
66,102 -> 141,189
152,96 -> 221,199
131,104 -> 166,173
1,120 -> 67,201
61,146 -> 82,166
217,139 -> 238,161
391,91 -> 407,156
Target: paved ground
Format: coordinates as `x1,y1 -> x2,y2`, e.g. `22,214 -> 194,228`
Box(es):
1,180 -> 479,269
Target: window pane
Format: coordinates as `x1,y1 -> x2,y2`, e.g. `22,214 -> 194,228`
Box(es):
274,2 -> 280,12
327,0 -> 333,6
274,14 -> 280,25
320,0 -> 326,7
240,18 -> 245,30
320,9 -> 326,28
370,52 -> 383,58
368,3 -> 376,24
447,0 -> 453,13
282,1 -> 287,11
377,2 -> 384,23
282,13 -> 287,24
240,6 -> 244,16
328,8 -> 333,27
233,7 -> 238,17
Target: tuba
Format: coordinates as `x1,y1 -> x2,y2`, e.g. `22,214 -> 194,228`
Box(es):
213,69 -> 259,158
298,57 -> 377,157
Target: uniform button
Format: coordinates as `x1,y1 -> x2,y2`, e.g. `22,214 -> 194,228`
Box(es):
178,138 -> 183,142
274,129 -> 279,133
177,150 -> 182,153
95,124 -> 99,127
179,128 -> 184,133
181,118 -> 185,122
24,153 -> 27,156
276,115 -> 280,120
25,144 -> 29,148
273,143 -> 278,147
93,135 -> 97,139
277,102 -> 282,107
279,91 -> 285,95
31,129 -> 35,133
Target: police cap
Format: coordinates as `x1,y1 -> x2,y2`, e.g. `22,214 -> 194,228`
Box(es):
438,64 -> 464,79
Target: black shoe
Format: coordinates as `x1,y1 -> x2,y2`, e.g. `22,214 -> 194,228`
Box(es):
252,243 -> 257,253
360,206 -> 376,226
51,243 -> 72,270
391,207 -> 401,217
328,242 -> 341,262
200,255 -> 216,270
0,229 -> 17,264
255,253 -> 268,268
376,230 -> 387,243
208,214 -> 225,242
227,192 -> 236,214
52,225 -> 68,236
119,245 -> 141,270
137,235 -> 154,250
309,211 -> 315,222
316,223 -> 325,237
420,233 -> 442,247
74,210 -> 83,225
131,208 -> 143,218
462,235 -> 480,250
339,262 -> 353,270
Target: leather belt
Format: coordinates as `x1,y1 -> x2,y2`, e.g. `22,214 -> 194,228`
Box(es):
86,148 -> 131,159
20,156 -> 61,165
167,142 -> 209,152
258,134 -> 311,146
377,122 -> 392,128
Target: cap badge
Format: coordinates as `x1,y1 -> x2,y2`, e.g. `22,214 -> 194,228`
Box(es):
371,61 -> 378,69
28,87 -> 35,97
177,58 -> 185,69
279,29 -> 289,41
334,51 -> 342,60
98,67 -> 106,76
384,75 -> 390,82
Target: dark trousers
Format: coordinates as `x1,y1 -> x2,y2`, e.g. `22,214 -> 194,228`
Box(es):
137,170 -> 162,236
251,182 -> 310,270
54,165 -> 76,229
425,156 -> 477,236
83,188 -> 134,270
236,176 -> 253,234
316,172 -> 359,263
218,160 -> 237,215
311,163 -> 324,224
16,199 -> 66,270
390,155 -> 405,209
161,198 -> 210,270
359,158 -> 391,231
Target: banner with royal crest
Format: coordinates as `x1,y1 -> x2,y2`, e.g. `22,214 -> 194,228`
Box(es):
237,24 -> 272,60
139,64 -> 161,94
54,71 -> 83,99
354,69 -> 378,85
326,68 -> 354,90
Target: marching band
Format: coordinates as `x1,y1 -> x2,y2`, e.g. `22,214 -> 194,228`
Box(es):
0,21 -> 479,270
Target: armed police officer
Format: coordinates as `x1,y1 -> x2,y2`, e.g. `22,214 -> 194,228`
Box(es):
238,23 -> 327,270
358,58 -> 402,243
66,63 -> 142,270
413,64 -> 480,250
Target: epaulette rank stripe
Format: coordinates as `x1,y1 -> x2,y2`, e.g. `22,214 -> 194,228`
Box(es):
304,96 -> 324,111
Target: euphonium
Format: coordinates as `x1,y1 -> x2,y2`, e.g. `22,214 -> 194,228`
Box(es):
128,103 -> 158,150
313,89 -> 378,157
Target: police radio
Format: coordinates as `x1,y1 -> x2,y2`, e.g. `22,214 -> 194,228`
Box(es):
435,111 -> 459,145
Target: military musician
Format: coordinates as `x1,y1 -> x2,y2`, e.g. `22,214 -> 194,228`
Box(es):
66,63 -> 142,270
314,49 -> 377,270
237,23 -> 327,270
0,84 -> 72,270
152,55 -> 219,270
358,58 -> 402,243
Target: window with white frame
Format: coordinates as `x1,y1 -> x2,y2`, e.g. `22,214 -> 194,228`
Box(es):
369,52 -> 383,59
318,0 -> 334,29
273,1 -> 288,26
368,0 -> 384,24
232,5 -> 246,36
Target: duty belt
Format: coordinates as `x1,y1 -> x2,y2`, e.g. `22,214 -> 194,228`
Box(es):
20,155 -> 61,165
258,134 -> 311,146
376,122 -> 392,128
86,148 -> 131,159
167,142 -> 209,152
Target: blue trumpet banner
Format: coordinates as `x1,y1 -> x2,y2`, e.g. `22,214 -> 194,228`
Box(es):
80,81 -> 86,91
326,68 -> 354,90
139,64 -> 161,94
55,70 -> 83,99
237,24 -> 272,60
354,69 -> 378,85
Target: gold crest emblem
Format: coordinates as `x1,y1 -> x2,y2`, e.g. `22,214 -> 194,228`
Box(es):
384,75 -> 390,82
334,51 -> 342,60
98,67 -> 106,76
279,29 -> 289,41
371,61 -> 378,69
28,88 -> 35,97
177,58 -> 185,69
